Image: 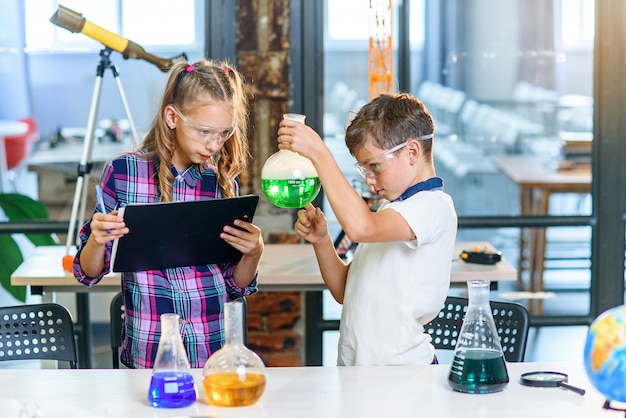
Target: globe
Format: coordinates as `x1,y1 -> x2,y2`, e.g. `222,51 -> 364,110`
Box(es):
584,305 -> 626,403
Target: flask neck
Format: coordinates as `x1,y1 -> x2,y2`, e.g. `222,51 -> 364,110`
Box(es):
153,313 -> 193,371
224,301 -> 245,346
160,313 -> 180,338
467,280 -> 491,307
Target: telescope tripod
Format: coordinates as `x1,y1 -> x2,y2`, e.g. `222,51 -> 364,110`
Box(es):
65,47 -> 138,258
63,47 -> 139,368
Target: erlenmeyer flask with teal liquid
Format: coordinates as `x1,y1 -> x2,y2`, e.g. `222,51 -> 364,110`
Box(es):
261,113 -> 321,208
447,280 -> 509,394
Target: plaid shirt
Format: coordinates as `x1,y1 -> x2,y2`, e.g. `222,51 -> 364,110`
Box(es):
73,153 -> 257,368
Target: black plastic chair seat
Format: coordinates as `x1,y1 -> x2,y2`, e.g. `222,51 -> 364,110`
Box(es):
424,296 -> 530,362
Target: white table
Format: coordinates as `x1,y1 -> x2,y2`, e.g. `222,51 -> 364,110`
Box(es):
0,362 -> 613,417
26,139 -> 131,167
0,120 -> 28,192
11,241 -> 516,292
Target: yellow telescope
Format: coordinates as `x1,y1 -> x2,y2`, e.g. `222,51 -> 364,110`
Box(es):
50,5 -> 186,72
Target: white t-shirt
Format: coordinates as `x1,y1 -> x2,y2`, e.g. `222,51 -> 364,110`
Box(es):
337,189 -> 457,366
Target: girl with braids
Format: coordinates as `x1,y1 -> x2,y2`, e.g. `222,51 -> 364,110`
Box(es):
73,59 -> 264,368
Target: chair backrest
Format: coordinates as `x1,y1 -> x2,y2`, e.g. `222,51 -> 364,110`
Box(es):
0,303 -> 78,368
109,292 -> 247,368
110,292 -> 125,369
424,296 -> 530,362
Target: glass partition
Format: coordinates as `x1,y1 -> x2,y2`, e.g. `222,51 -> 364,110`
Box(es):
320,0 -> 595,364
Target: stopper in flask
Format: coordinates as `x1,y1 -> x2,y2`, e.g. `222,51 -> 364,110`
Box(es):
283,113 -> 306,123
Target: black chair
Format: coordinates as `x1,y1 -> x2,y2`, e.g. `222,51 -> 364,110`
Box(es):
109,293 -> 247,368
110,292 -> 125,369
0,303 -> 78,368
424,296 -> 530,362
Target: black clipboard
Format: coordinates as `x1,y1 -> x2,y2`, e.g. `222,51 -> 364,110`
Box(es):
111,195 -> 259,272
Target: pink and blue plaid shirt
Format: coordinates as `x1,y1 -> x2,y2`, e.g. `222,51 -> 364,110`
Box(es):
73,152 -> 257,368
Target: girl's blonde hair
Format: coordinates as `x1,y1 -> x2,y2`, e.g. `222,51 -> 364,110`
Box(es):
137,59 -> 250,201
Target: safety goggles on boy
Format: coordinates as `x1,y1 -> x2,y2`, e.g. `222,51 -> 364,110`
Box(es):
173,106 -> 238,145
354,133 -> 434,179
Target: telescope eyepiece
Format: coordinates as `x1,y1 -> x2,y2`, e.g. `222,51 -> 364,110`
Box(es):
50,5 -> 86,33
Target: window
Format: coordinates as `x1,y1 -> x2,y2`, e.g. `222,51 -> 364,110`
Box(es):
321,0 -> 426,366
25,0 -> 202,52
560,0 -> 595,49
327,0 -> 370,41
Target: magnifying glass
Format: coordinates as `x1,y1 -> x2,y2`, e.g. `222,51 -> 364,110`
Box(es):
520,371 -> 586,396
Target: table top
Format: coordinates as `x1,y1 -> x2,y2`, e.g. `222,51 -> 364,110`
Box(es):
493,155 -> 591,190
0,362 -> 612,418
27,139 -> 131,166
11,242 -> 516,293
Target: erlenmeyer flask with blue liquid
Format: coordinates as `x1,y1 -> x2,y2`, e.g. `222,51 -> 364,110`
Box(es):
148,313 -> 197,408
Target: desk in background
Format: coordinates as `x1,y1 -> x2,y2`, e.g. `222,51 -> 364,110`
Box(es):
12,242 -> 516,291
26,138 -> 131,167
0,362 -> 611,417
26,139 -> 131,205
12,242 -> 516,367
493,155 -> 591,313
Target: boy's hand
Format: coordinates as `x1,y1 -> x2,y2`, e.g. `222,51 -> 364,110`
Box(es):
295,203 -> 329,244
277,119 -> 324,160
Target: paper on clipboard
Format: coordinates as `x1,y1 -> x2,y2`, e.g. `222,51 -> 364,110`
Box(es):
111,195 -> 259,272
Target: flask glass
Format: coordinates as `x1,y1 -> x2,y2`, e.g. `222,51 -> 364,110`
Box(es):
447,280 -> 509,394
261,113 -> 321,208
148,313 -> 197,408
202,300 -> 266,407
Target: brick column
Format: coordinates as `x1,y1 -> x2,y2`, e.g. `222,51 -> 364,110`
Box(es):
246,291 -> 302,366
236,1 -> 305,366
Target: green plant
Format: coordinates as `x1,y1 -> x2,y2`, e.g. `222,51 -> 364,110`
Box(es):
0,193 -> 57,302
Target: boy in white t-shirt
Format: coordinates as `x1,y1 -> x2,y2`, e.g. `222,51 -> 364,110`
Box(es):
277,92 -> 458,365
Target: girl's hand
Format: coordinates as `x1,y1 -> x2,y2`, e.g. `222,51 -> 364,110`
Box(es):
221,219 -> 264,258
295,203 -> 329,245
89,210 -> 128,245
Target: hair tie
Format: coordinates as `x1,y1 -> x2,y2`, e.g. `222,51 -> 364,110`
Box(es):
186,64 -> 195,73
222,66 -> 230,73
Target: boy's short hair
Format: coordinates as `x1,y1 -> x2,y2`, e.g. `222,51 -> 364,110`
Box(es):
345,92 -> 435,160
